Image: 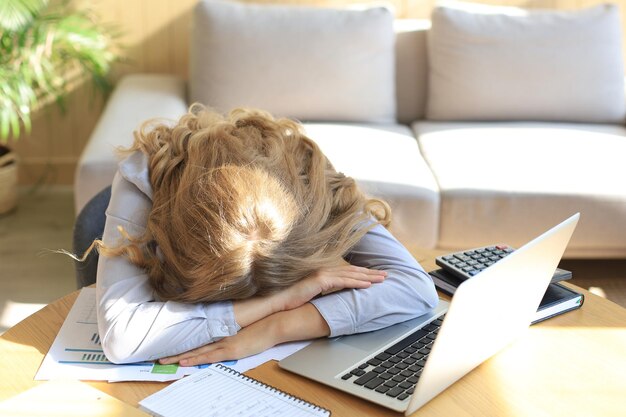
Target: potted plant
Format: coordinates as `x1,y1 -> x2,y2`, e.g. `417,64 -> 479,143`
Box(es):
0,0 -> 119,214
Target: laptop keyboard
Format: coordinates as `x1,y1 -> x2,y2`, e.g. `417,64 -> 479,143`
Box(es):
340,316 -> 444,401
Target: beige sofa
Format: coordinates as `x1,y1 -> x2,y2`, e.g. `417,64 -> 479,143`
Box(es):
75,1 -> 626,258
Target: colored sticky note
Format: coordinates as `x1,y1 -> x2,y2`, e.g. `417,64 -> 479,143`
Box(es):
151,363 -> 179,374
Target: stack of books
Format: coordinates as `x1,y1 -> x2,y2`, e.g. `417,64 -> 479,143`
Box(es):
429,266 -> 584,324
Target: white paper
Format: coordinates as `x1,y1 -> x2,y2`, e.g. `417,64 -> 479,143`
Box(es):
139,364 -> 329,417
36,288 -> 309,382
224,339 -> 311,374
35,288 -> 197,382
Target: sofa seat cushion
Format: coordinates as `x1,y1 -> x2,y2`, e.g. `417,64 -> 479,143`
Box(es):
413,121 -> 626,257
303,123 -> 439,249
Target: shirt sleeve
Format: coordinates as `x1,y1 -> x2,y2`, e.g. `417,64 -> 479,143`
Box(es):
96,154 -> 240,364
310,221 -> 439,337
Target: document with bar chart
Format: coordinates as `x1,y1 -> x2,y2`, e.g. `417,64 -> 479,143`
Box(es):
35,288 -> 200,382
35,288 -> 310,382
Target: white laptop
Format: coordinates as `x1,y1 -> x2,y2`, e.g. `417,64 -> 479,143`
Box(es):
279,213 -> 580,415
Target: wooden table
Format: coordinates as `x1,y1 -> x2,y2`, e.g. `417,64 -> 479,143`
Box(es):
2,256 -> 626,416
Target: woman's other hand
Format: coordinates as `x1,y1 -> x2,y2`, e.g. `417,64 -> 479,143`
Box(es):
232,263 -> 385,330
276,263 -> 386,311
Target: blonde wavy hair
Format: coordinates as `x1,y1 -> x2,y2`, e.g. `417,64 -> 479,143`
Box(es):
98,105 -> 390,303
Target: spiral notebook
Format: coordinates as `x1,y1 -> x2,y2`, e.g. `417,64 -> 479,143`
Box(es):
139,363 -> 330,417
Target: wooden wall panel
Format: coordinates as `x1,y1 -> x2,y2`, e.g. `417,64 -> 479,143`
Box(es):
14,0 -> 626,185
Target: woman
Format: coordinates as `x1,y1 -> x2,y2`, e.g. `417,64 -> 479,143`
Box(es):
94,105 -> 438,365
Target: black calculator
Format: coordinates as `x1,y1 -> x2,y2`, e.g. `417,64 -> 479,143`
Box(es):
436,245 -> 515,280
435,245 -> 572,283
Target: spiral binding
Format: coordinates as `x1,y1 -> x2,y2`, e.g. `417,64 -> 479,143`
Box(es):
214,363 -> 331,415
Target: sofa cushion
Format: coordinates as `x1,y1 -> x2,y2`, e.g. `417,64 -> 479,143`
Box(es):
190,0 -> 396,124
413,121 -> 626,257
303,123 -> 440,249
426,3 -> 626,123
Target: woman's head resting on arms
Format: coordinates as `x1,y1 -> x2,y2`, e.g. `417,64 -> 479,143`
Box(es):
96,105 -> 390,303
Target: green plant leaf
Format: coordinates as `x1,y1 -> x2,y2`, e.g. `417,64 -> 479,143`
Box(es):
9,110 -> 21,139
0,0 -> 48,31
0,108 -> 11,142
0,0 -> 121,142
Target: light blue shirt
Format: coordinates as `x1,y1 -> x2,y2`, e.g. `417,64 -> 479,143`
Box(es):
96,151 -> 438,363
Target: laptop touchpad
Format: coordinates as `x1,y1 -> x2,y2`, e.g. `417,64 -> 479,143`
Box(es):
334,323 -> 413,352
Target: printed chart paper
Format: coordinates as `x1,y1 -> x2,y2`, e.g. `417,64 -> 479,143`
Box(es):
35,288 -> 310,382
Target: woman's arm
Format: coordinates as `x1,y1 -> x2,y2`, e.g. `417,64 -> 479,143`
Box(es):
233,264 -> 385,327
160,303 -> 329,366
309,221 -> 439,337
159,265 -> 389,365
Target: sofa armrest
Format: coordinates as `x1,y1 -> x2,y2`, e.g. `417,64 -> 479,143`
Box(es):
74,74 -> 188,213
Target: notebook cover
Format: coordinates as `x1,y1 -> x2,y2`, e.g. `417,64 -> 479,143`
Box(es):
429,268 -> 465,296
429,269 -> 584,324
533,282 -> 585,324
430,265 -> 571,295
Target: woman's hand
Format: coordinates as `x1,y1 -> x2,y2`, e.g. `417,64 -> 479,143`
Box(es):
160,303 -> 330,366
233,263 -> 386,328
159,320 -> 278,366
276,264 -> 387,311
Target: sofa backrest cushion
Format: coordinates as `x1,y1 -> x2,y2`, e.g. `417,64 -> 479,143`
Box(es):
190,0 -> 396,124
426,3 -> 626,123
